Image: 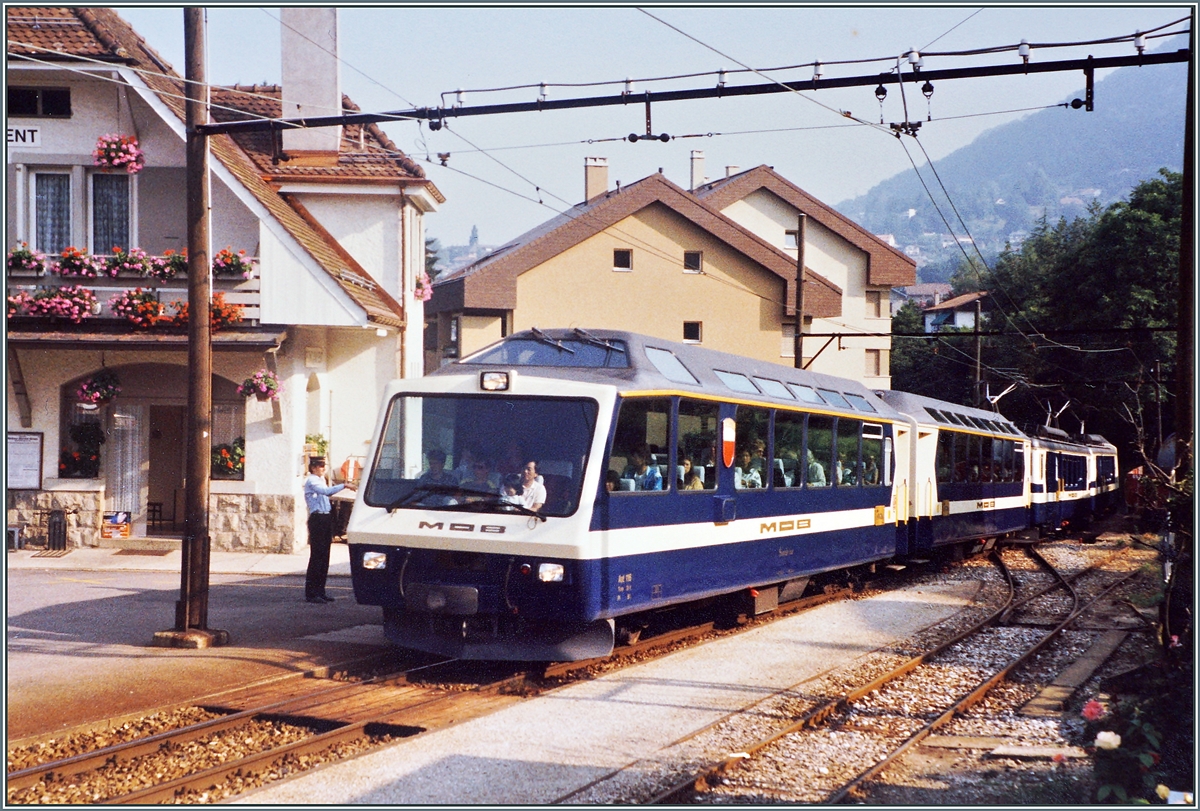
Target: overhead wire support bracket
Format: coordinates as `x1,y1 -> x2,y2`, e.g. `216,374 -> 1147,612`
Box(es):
195,49 -> 1189,137
629,92 -> 670,142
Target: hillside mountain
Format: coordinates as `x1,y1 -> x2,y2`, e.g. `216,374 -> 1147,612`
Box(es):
838,37 -> 1188,278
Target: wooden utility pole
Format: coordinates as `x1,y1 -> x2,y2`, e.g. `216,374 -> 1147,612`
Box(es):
973,298 -> 983,407
1174,20 -> 1194,479
154,7 -> 227,649
793,214 -> 807,369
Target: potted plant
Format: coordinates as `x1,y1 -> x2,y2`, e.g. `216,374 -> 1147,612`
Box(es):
109,288 -> 165,329
212,247 -> 256,280
237,369 -> 281,402
211,437 -> 246,479
54,246 -> 104,278
151,248 -> 188,281
169,292 -> 243,331
76,368 -> 121,406
7,290 -> 32,318
93,133 -> 145,174
305,433 -> 329,458
415,271 -> 434,302
7,242 -> 47,275
104,246 -> 155,279
60,421 -> 105,478
25,285 -> 98,323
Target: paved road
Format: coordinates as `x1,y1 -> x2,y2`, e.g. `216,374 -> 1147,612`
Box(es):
7,566 -> 385,742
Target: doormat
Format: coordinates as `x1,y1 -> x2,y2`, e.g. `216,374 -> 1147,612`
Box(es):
114,549 -> 173,556
31,549 -> 72,558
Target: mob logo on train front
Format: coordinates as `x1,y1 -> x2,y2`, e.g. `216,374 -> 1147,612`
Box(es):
418,521 -> 506,534
759,518 -> 812,534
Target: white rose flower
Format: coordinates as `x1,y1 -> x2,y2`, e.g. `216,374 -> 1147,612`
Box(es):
1094,730 -> 1121,750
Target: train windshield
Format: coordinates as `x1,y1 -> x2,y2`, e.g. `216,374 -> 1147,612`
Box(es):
363,394 -> 599,518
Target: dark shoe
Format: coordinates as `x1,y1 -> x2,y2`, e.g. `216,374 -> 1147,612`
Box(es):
306,596 -> 325,604
321,595 -> 336,603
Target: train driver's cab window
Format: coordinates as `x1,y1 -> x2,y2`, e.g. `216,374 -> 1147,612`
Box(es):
835,418 -> 863,486
805,415 -> 833,487
733,406 -> 769,490
773,410 -> 805,488
677,398 -> 718,491
609,397 -> 670,492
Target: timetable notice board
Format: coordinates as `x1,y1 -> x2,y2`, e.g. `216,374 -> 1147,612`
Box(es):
8,432 -> 43,490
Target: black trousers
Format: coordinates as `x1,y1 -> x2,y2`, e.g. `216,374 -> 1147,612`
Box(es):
305,511 -> 333,599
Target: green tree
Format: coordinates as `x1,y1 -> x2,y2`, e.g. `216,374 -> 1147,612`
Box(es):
425,237 -> 442,278
889,301 -> 975,405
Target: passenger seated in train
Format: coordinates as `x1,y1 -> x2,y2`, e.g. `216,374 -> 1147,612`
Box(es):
679,456 -> 704,490
459,456 -> 501,494
734,448 -> 762,489
622,444 -> 663,491
863,454 -> 880,485
806,449 -> 828,487
519,460 -> 547,511
500,473 -> 524,505
749,438 -> 768,476
605,469 -> 621,492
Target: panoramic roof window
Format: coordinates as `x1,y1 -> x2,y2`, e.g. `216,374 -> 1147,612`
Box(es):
714,370 -> 760,394
463,336 -> 629,368
753,377 -> 793,399
645,347 -> 698,384
817,389 -> 851,409
942,412 -> 966,426
844,393 -> 878,413
927,409 -> 950,424
789,384 -> 826,405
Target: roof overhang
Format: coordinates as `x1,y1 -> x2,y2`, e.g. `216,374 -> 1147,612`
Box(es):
5,327 -> 289,351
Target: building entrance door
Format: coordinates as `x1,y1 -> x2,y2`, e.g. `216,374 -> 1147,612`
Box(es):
149,405 -> 187,535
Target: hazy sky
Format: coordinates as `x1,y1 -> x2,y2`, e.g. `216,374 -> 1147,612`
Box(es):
115,5 -> 1190,247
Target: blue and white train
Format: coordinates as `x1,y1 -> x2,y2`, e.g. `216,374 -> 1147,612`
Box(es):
347,329 -> 1119,661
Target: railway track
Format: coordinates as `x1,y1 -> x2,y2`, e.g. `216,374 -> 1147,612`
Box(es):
643,542 -> 1144,804
5,658 -> 525,805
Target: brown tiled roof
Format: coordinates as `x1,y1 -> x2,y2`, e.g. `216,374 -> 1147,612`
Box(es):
6,7 -> 440,327
924,290 -> 988,312
430,173 -> 841,319
695,165 -> 917,288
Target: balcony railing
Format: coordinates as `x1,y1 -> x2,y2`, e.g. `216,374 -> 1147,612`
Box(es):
6,250 -> 261,326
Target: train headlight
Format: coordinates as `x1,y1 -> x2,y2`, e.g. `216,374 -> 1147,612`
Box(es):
361,551 -> 387,570
537,562 -> 564,583
479,371 -> 512,391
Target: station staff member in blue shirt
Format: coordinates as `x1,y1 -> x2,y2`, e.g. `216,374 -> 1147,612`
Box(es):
303,457 -> 354,603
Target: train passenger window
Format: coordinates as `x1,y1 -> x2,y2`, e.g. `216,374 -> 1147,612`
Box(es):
968,435 -> 983,482
734,406 -> 769,489
835,418 -> 862,485
818,389 -> 851,409
861,423 -> 884,485
936,431 -> 954,483
644,347 -> 698,384
805,416 -> 833,487
953,432 -> 970,483
943,412 -> 966,426
994,439 -> 1011,482
715,370 -> 760,394
754,377 -> 793,399
773,411 -> 805,488
979,437 -> 994,482
845,393 -> 877,413
610,397 -> 671,493
928,409 -> 950,424
677,398 -> 719,491
789,384 -> 826,405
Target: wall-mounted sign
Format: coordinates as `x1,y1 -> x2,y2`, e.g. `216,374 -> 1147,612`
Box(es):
6,126 -> 41,148
7,432 -> 43,490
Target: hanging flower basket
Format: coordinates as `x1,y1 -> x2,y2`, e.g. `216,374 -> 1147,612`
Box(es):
414,271 -> 433,302
109,287 -> 165,329
7,242 -> 47,275
26,285 -> 98,323
212,247 -> 256,280
237,369 -> 281,402
77,368 -> 121,405
54,246 -> 104,278
93,133 -> 144,174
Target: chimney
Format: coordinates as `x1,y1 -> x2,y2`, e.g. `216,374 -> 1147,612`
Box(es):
725,165 -> 740,178
584,157 -> 608,201
690,150 -> 705,191
281,7 -> 341,161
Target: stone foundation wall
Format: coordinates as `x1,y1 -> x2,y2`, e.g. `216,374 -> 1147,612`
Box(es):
210,493 -> 299,553
6,489 -> 106,548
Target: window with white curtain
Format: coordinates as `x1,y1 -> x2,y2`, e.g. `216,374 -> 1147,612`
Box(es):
34,172 -> 71,255
91,173 -> 130,253
107,403 -> 146,514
